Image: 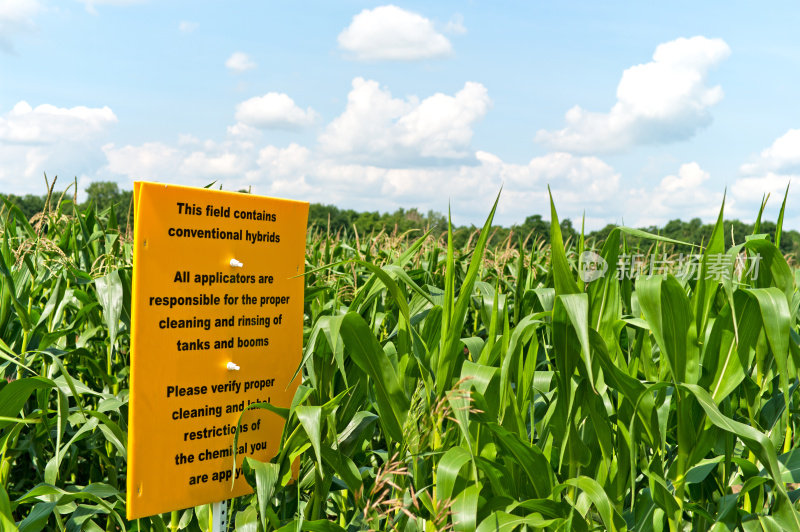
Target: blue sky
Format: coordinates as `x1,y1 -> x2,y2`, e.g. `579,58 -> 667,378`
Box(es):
2,1 -> 800,230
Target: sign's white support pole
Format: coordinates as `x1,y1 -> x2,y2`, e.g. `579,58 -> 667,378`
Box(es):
211,500 -> 227,532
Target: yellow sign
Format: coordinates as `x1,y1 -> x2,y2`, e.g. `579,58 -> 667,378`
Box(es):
127,182 -> 308,519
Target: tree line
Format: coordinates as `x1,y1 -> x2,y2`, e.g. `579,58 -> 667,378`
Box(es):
3,181 -> 798,263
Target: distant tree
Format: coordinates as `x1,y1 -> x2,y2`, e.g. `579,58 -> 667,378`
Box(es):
512,214 -> 578,249
82,181 -> 133,234
2,182 -> 798,263
0,194 -> 47,221
85,182 -> 121,210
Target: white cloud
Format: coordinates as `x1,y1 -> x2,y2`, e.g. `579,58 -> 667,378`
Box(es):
0,0 -> 42,52
103,135 -> 623,228
91,78 -> 793,231
96,81 -> 623,227
474,151 -> 622,221
178,20 -> 198,33
338,5 -> 452,61
234,93 -> 318,129
226,122 -> 261,139
180,152 -> 249,177
730,130 -> 799,217
319,77 -> 490,164
102,126 -> 757,230
103,142 -> 182,180
0,0 -> 40,19
257,144 -> 312,177
740,129 -> 800,176
103,132 -> 262,188
0,101 -> 117,143
536,36 -> 731,153
732,174 -> 792,204
225,52 -> 256,73
0,101 -> 117,192
729,174 -> 797,229
659,161 -> 709,192
626,162 -> 725,226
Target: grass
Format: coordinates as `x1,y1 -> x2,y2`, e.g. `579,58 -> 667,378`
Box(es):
0,185 -> 799,531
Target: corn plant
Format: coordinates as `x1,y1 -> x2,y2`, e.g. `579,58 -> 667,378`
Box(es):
1,185 -> 799,531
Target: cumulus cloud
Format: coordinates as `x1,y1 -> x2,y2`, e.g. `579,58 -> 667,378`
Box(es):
100,128 -> 750,230
474,151 -> 622,221
0,0 -> 40,21
660,161 -> 710,192
104,135 -> 260,187
319,77 -> 491,164
0,101 -> 117,191
338,5 -> 452,61
103,142 -> 182,180
181,152 -> 249,177
257,144 -> 312,177
94,78 -> 778,230
536,36 -> 731,153
729,130 -> 800,215
90,79 -> 631,227
729,176 -> 797,229
626,162 -> 726,226
740,129 -> 800,176
234,93 -> 318,129
225,52 -> 256,73
0,0 -> 42,52
732,174 -> 792,205
102,131 -> 624,228
0,101 -> 117,143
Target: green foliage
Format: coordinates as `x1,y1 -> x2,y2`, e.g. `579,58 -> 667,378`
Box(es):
1,185 -> 800,531
6,181 -> 800,262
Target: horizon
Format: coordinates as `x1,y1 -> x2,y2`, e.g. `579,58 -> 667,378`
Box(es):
3,180 -> 796,239
2,1 -> 799,231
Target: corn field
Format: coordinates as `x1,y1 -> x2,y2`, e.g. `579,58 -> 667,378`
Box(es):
1,187 -> 800,531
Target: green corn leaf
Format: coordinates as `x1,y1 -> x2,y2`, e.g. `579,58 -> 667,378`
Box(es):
339,312 -> 409,442
336,411 -> 378,457
744,287 -> 791,413
486,422 -> 553,498
95,270 -> 123,349
637,275 -> 696,384
296,406 -> 324,476
692,194 -> 726,340
499,313 -> 543,419
548,186 -> 580,296
754,194 -> 769,235
437,191 -> 500,394
705,292 -> 760,403
744,239 -> 794,303
476,511 -> 559,532
233,504 -> 259,532
554,293 -> 594,389
319,446 -> 362,493
776,182 -> 790,249
556,476 -> 626,532
0,232 -> 31,332
452,484 -> 480,531
679,384 -> 790,504
436,446 -> 471,505
0,377 -> 54,430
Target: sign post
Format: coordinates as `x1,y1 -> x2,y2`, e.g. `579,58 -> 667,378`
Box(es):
211,501 -> 227,532
126,182 -> 308,521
